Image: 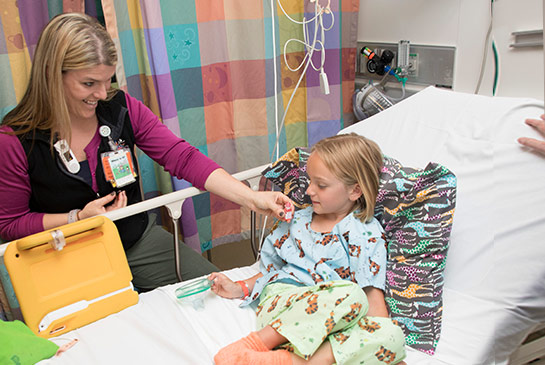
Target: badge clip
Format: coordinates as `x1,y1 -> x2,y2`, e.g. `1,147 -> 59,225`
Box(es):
99,125 -> 118,151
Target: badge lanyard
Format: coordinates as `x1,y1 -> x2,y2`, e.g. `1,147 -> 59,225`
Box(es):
99,125 -> 137,188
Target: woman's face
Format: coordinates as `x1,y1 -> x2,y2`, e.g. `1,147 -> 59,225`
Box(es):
306,152 -> 361,219
62,64 -> 116,123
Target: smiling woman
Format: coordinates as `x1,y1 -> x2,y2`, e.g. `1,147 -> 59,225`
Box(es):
62,66 -> 116,162
0,13 -> 292,291
62,66 -> 115,121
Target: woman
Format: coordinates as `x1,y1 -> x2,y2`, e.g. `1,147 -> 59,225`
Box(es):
0,13 -> 291,291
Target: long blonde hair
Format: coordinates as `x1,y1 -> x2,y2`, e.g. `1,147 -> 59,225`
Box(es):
311,133 -> 383,222
2,13 -> 117,142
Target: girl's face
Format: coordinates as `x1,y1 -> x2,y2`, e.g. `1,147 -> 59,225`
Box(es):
306,152 -> 361,219
62,64 -> 116,123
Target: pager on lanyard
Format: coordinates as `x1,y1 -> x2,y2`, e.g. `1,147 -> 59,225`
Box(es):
54,139 -> 80,174
99,125 -> 137,188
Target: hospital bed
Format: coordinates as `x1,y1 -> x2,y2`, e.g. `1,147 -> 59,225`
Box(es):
1,86 -> 544,364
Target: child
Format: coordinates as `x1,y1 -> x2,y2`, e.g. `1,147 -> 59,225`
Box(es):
209,133 -> 406,365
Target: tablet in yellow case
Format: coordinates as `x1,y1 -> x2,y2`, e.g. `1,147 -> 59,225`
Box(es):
4,216 -> 138,338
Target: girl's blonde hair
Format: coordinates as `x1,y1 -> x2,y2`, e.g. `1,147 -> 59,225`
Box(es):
311,133 -> 383,222
2,13 -> 117,142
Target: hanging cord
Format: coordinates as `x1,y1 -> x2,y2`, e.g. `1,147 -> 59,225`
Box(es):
377,65 -> 406,102
491,37 -> 499,95
256,0 -> 334,256
271,0 -> 280,162
475,0 -> 499,95
269,0 -> 334,163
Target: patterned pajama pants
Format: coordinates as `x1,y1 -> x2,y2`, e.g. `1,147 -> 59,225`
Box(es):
255,280 -> 406,365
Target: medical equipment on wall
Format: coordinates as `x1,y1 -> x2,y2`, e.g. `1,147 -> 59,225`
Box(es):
397,40 -> 410,77
362,47 -> 395,76
352,84 -> 394,120
353,42 -> 409,120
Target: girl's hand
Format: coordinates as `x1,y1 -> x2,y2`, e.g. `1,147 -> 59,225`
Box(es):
79,191 -> 128,220
208,272 -> 244,299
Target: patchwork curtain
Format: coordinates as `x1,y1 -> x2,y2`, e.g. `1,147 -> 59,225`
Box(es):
0,0 -> 360,253
101,0 -> 360,253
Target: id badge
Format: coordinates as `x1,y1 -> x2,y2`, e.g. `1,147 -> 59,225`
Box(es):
101,148 -> 137,188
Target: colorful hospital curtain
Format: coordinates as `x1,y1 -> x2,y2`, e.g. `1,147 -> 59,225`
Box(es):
0,0 -> 360,253
100,0 -> 360,253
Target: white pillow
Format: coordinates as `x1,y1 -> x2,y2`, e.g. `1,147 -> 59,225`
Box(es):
342,86 -> 545,364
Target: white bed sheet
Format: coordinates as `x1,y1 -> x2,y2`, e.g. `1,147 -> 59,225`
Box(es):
37,264 -> 435,364
39,87 -> 545,364
40,265 -> 260,364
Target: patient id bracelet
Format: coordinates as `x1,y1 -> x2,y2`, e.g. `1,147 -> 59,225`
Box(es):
236,280 -> 249,299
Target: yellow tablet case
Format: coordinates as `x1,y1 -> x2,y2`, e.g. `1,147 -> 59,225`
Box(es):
4,216 -> 139,338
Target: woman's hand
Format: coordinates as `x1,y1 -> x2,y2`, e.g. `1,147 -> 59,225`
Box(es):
203,168 -> 294,222
518,114 -> 545,155
208,272 -> 244,299
248,190 -> 294,222
79,191 -> 127,220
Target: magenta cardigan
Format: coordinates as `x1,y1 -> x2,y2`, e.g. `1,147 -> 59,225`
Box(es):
0,93 -> 221,241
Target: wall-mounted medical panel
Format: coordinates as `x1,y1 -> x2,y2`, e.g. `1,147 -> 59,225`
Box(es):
356,41 -> 456,89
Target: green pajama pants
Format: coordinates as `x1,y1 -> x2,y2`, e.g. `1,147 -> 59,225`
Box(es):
256,280 -> 406,365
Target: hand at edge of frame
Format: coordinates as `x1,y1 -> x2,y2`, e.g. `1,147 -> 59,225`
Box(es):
518,114 -> 545,156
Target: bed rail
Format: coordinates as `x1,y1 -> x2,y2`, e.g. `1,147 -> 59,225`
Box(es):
509,323 -> 545,365
0,164 -> 270,282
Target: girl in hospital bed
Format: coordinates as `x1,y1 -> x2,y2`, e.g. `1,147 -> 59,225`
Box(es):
209,133 -> 406,365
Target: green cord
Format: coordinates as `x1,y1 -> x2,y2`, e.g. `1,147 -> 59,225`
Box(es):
490,0 -> 499,96
492,40 -> 499,96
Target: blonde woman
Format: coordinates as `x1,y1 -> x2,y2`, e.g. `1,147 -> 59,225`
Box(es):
210,133 -> 406,365
0,13 -> 291,291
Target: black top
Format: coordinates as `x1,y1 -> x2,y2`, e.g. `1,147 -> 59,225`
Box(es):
16,91 -> 148,250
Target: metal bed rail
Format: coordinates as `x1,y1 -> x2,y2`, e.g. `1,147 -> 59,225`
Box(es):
0,164 -> 270,283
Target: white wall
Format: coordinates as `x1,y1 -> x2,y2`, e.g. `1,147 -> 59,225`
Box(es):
358,0 -> 544,100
